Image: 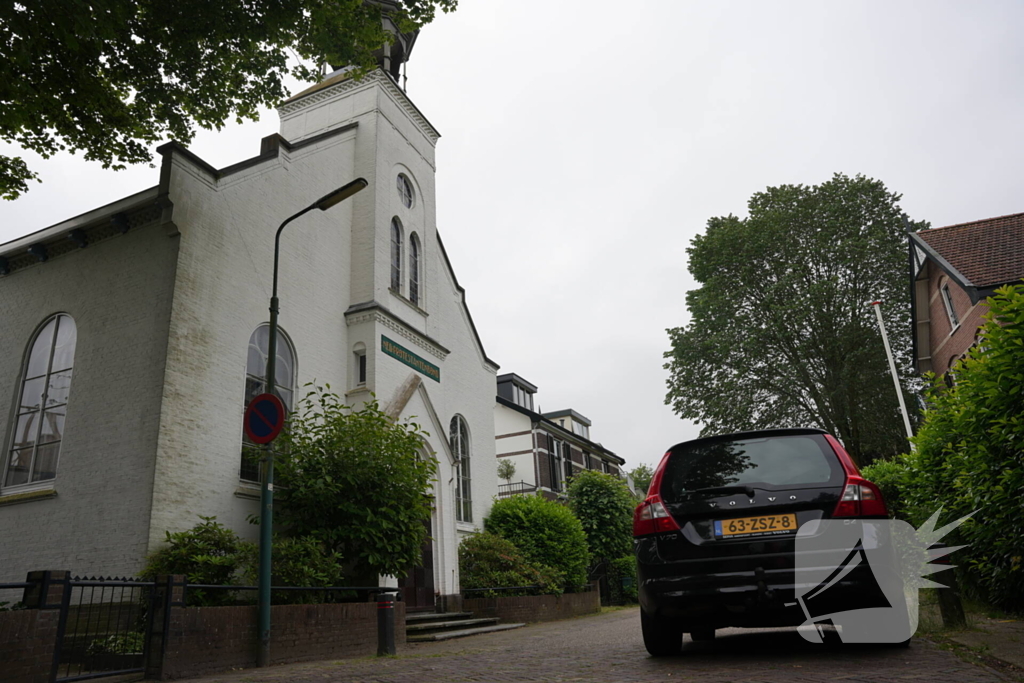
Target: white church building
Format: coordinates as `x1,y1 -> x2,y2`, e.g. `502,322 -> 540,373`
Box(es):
0,34 -> 499,610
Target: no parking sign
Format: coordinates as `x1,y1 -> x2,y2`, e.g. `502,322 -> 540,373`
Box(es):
244,393 -> 286,444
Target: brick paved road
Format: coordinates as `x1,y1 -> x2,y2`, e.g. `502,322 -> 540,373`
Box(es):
181,607 -> 1010,683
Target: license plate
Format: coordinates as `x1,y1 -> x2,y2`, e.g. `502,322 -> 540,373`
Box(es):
714,513 -> 797,538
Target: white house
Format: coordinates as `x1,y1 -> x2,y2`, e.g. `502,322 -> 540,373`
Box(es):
494,373 -> 626,499
0,53 -> 499,610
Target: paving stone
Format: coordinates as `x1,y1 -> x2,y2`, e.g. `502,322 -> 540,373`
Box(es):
176,607 -> 1012,683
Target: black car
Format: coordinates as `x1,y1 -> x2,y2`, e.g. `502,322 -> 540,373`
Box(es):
633,428 -> 890,655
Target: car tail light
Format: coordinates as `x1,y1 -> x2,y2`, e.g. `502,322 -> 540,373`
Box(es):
633,495 -> 681,536
833,476 -> 888,518
823,435 -> 888,518
633,451 -> 681,536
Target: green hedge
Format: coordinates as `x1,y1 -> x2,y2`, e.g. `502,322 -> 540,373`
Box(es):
484,494 -> 590,592
863,285 -> 1024,613
458,532 -> 562,596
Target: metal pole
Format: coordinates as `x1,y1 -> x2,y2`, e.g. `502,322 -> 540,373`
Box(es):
867,301 -> 915,446
257,178 -> 366,668
257,206 -> 310,667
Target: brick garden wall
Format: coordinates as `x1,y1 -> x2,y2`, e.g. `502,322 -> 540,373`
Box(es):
158,601 -> 405,680
0,609 -> 60,683
463,591 -> 599,625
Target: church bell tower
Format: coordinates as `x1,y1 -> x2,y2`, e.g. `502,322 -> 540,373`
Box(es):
330,0 -> 420,88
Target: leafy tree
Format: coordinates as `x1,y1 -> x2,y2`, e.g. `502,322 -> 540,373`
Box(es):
497,459 -> 516,485
0,0 -> 457,200
272,387 -> 436,581
485,494 -> 590,592
886,286 -> 1024,611
664,173 -> 924,465
628,463 -> 654,499
458,532 -> 562,596
566,470 -> 634,578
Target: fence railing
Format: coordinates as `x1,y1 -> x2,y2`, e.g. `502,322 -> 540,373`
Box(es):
461,582 -> 594,598
0,581 -> 30,610
183,583 -> 400,606
56,576 -> 155,683
497,481 -> 537,497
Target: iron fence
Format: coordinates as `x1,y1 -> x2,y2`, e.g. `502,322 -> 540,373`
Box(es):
0,581 -> 30,611
55,576 -> 155,683
497,481 -> 537,497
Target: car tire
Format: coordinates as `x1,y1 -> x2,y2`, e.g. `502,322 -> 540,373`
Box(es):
689,627 -> 715,642
641,608 -> 683,656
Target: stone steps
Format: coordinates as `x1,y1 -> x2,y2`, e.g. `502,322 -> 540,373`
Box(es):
405,610 -> 525,642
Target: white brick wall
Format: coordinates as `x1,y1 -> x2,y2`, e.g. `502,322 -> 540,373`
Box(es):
0,221 -> 178,581
0,70 -> 498,596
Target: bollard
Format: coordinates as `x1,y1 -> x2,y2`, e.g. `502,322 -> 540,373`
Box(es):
377,592 -> 396,656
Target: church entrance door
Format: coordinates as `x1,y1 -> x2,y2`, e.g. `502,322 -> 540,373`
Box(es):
399,516 -> 435,612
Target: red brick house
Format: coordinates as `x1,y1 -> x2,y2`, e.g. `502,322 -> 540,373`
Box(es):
909,212 -> 1024,378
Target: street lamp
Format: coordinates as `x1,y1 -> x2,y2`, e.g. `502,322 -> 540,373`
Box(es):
258,177 -> 368,667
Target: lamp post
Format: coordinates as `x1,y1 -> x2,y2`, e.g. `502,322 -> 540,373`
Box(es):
866,300 -> 915,449
258,177 -> 368,667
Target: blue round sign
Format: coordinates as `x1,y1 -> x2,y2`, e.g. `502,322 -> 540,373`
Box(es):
244,393 -> 286,444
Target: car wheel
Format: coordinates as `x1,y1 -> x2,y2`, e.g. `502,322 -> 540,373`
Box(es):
641,608 -> 683,656
689,627 -> 715,642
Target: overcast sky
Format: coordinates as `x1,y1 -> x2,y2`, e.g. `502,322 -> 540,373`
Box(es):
2,1 -> 1023,471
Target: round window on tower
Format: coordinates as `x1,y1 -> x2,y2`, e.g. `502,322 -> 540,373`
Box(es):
397,174 -> 414,209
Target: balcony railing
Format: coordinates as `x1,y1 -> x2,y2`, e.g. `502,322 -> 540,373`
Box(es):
497,481 -> 537,497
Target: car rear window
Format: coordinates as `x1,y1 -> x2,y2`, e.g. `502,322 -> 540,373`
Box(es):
660,434 -> 844,502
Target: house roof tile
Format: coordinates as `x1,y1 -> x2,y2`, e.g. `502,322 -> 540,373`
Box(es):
917,212 -> 1024,288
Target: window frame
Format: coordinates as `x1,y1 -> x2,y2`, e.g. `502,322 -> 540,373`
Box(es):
451,415 -> 472,523
3,314 -> 78,492
390,217 -> 404,293
397,173 -> 415,209
240,324 -> 297,483
409,232 -> 421,306
940,283 -> 960,331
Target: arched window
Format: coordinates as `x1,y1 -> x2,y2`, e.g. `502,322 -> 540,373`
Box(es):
390,217 -> 403,293
410,232 -> 421,306
240,324 -> 296,482
4,314 -> 77,488
397,173 -> 414,209
450,415 -> 471,522
353,342 -> 367,387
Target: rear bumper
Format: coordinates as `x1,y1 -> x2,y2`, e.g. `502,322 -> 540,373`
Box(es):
637,550 -> 883,629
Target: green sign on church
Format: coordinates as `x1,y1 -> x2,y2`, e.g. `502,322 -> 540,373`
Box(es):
381,335 -> 440,382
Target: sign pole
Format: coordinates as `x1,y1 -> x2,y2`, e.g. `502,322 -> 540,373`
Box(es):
255,177 -> 367,668
257,294 -> 279,668
867,300 -> 915,449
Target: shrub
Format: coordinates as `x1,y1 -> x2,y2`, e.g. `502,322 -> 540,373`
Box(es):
237,536 -> 347,604
566,470 -> 635,577
485,494 -> 590,592
274,387 -> 436,581
898,285 -> 1024,612
860,457 -> 913,522
143,517 -> 347,606
458,532 -> 561,596
607,555 -> 638,605
141,517 -> 243,606
86,632 -> 145,656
